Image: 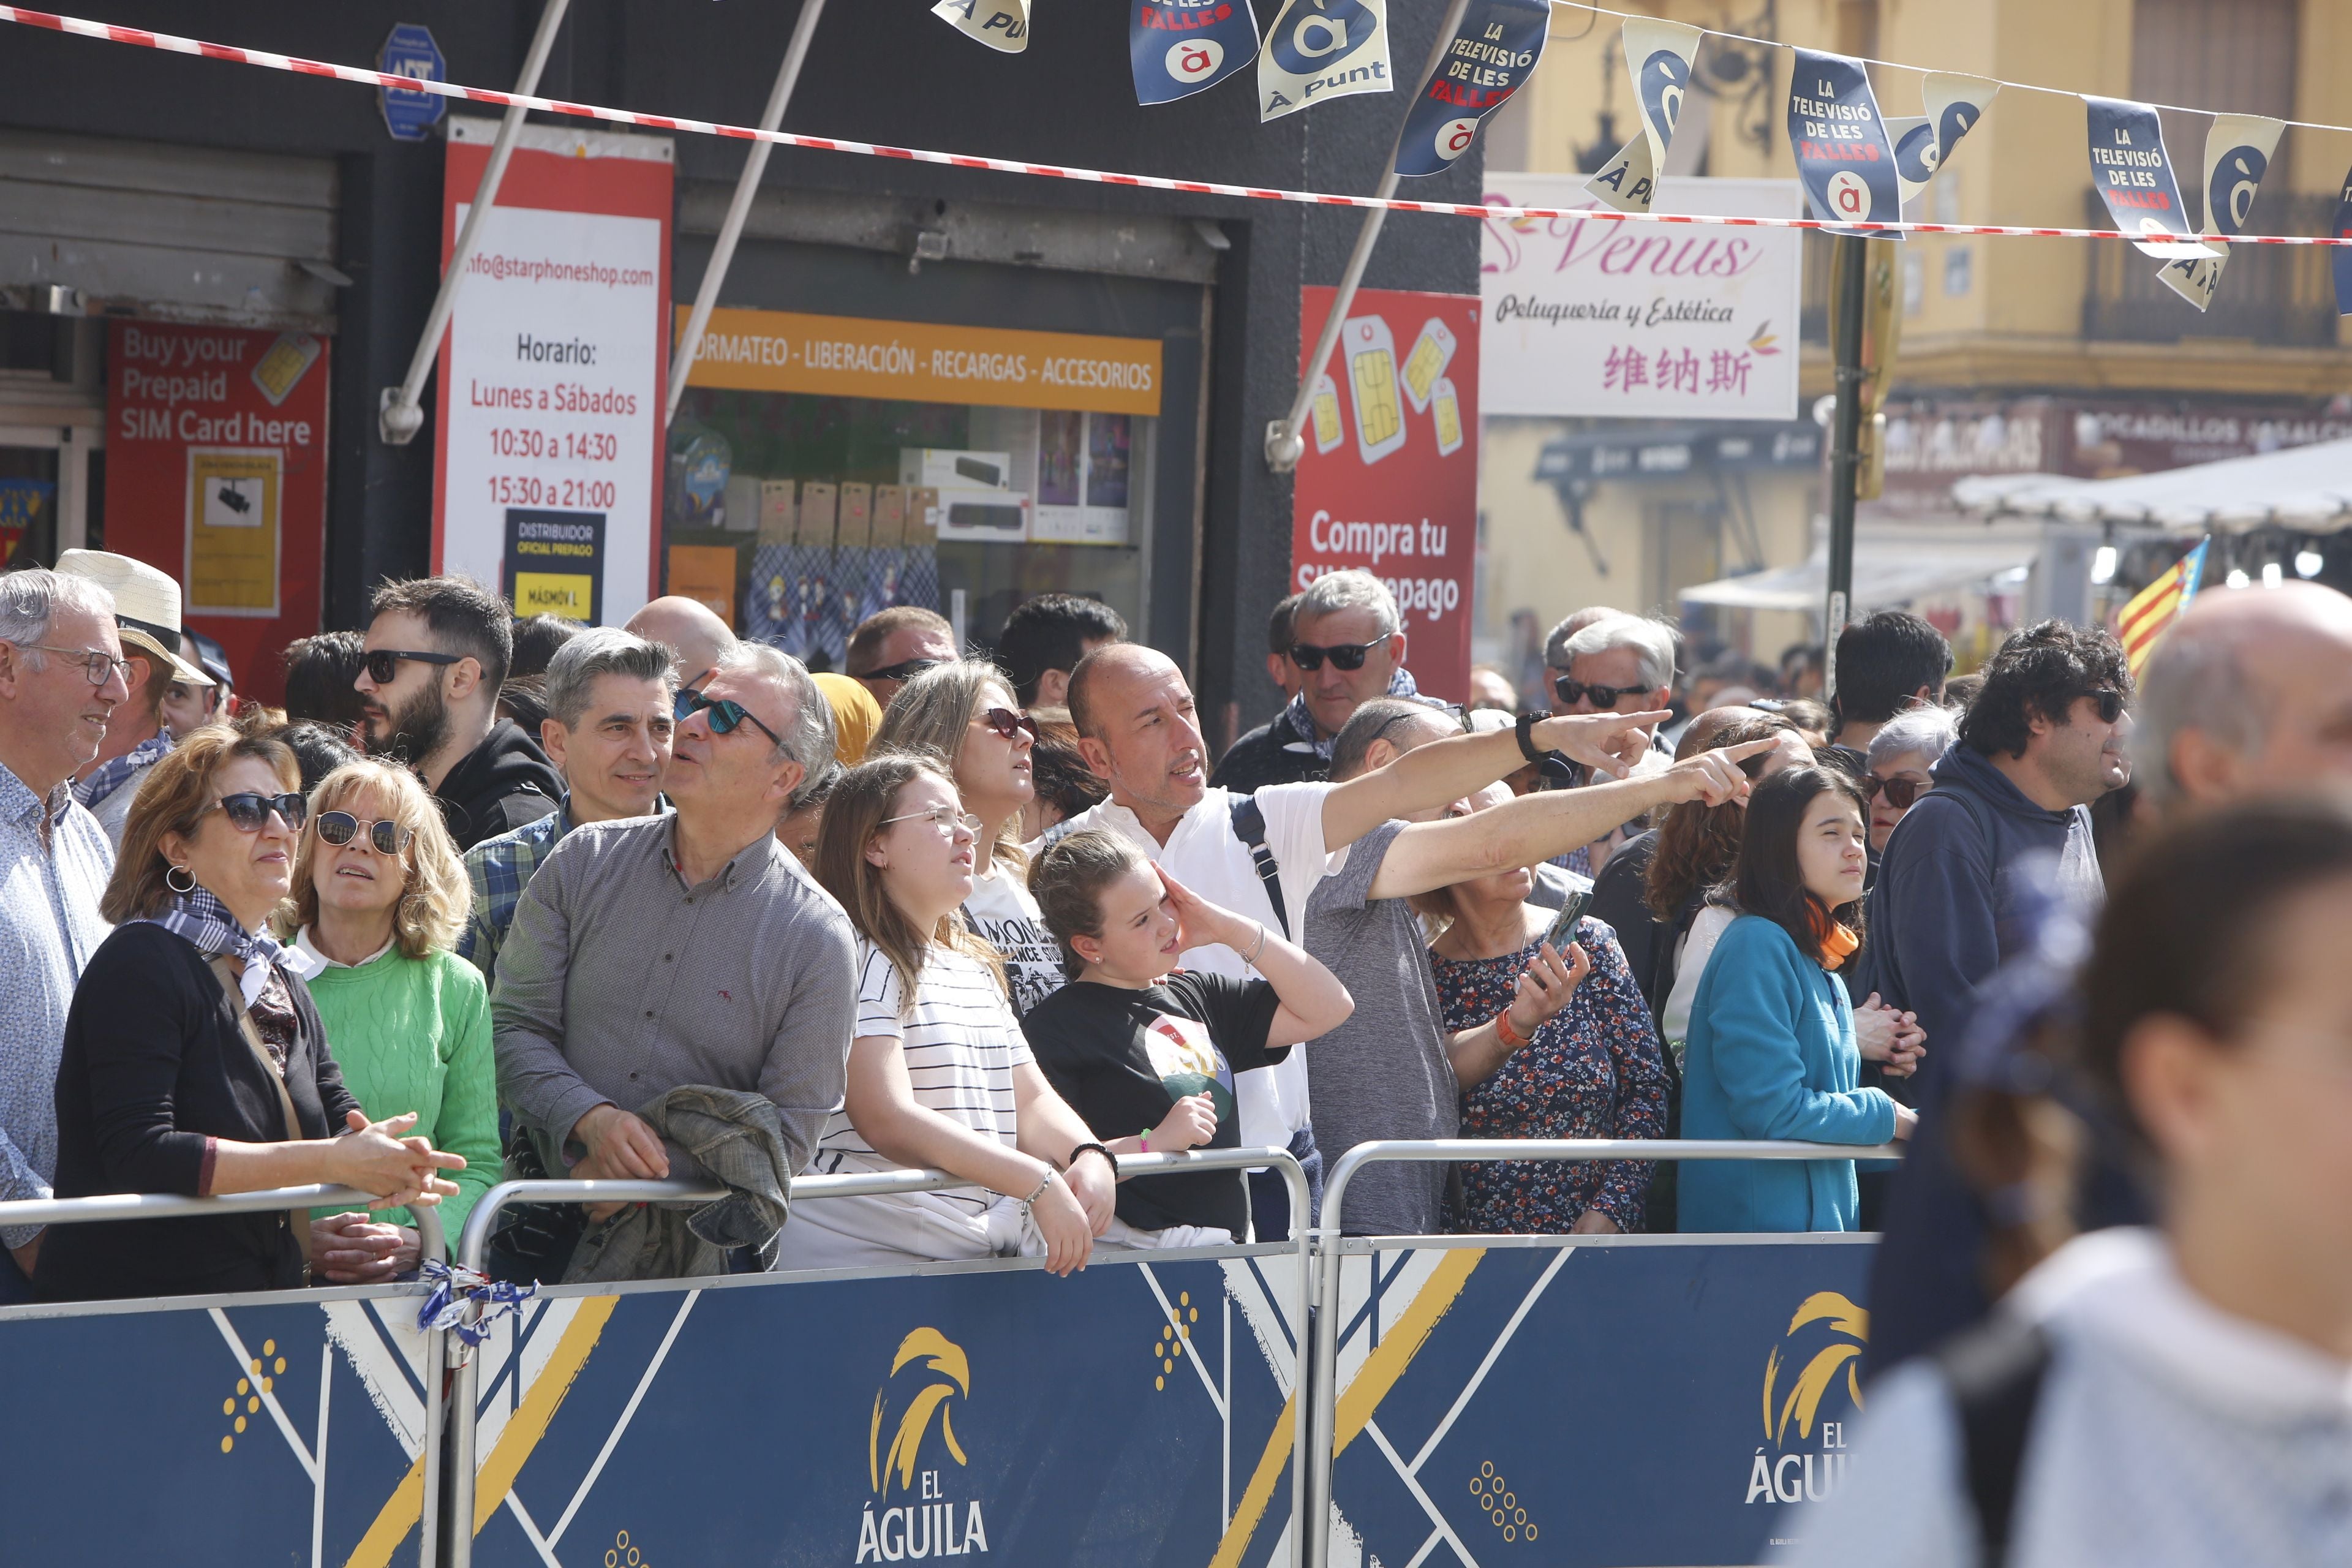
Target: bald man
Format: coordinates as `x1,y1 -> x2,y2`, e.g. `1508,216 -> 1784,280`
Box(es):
625,597 -> 739,689
1865,580 -> 2352,1378
1049,643 -> 1697,1237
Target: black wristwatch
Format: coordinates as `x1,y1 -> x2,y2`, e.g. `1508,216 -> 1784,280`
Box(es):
1515,711 -> 1546,764
1068,1142 -> 1119,1178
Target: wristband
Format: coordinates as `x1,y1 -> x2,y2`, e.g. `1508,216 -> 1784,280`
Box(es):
1514,711 -> 1544,764
1242,921 -> 1270,967
1019,1170 -> 1055,1213
1495,1009 -> 1532,1049
1139,1129 -> 1151,1153
1068,1142 -> 1119,1179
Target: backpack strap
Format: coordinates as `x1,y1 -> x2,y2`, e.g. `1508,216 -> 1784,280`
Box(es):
1934,1314 -> 2053,1568
1227,795 -> 1290,941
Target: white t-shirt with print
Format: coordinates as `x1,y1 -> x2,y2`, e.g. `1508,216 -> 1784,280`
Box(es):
961,859 -> 1063,1018
1044,781 -> 1335,1148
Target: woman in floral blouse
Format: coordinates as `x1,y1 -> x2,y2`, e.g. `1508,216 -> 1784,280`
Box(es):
1419,782 -> 1672,1234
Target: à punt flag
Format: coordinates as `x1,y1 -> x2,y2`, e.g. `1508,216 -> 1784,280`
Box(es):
2118,538 -> 2210,677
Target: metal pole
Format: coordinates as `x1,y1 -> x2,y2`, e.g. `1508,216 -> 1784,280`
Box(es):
1265,0 -> 1476,472
379,0 -> 574,445
1822,234 -> 1870,702
666,0 -> 830,428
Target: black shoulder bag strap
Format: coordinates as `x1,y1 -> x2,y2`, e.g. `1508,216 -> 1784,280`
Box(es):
1227,795 -> 1290,940
1934,1314 -> 2054,1568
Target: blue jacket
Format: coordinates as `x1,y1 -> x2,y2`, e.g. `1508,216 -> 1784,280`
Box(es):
1858,743 -> 2102,1082
1678,915 -> 1897,1233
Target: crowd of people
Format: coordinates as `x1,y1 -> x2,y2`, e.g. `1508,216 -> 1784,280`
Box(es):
5,553 -> 2351,1523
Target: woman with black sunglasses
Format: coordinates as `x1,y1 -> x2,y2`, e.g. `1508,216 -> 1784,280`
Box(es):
37,718 -> 464,1302
870,661 -> 1063,1016
278,760 -> 500,1284
1861,704 -> 1956,856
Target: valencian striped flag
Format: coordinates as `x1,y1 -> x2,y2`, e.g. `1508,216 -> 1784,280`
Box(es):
2117,538 -> 2210,676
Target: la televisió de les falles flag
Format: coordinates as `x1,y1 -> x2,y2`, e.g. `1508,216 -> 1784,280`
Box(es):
1392,0 -> 1548,178
1131,1 -> 1260,105
1787,50 -> 1903,240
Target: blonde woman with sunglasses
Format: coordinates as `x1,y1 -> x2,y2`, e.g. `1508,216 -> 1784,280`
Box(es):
281,760 -> 500,1283
872,660 -> 1062,1015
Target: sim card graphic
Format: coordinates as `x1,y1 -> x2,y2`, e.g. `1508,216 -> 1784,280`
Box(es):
1343,315 -> 1406,466
1399,317 -> 1457,413
1311,372 -> 1344,454
1432,376 -> 1464,456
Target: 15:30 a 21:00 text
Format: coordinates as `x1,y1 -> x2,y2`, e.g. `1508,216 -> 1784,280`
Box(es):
486,475 -> 617,509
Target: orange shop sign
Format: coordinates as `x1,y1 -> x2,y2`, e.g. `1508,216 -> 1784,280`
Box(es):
676,307 -> 1162,417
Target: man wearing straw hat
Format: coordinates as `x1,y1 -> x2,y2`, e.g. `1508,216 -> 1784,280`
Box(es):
53,550 -> 213,848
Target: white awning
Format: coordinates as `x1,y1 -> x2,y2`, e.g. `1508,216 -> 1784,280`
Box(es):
1952,439 -> 2352,533
1679,521 -> 2045,612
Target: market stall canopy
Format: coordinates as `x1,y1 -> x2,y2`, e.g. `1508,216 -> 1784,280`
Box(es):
1679,521 -> 2045,612
1951,439 -> 2352,533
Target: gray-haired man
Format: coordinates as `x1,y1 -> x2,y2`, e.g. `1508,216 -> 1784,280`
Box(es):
492,643 -> 856,1273
1213,568 -> 1438,793
459,627 -> 677,981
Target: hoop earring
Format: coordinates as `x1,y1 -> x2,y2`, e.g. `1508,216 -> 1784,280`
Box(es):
165,864 -> 197,894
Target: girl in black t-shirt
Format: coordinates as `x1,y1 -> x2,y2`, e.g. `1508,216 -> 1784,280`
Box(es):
1023,829 -> 1354,1244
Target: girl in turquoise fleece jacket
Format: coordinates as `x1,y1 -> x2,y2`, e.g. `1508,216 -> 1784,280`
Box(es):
1681,768 -> 1915,1232
280,761 -> 499,1279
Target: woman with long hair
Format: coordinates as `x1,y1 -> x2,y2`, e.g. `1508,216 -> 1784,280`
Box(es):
871,660 -> 1061,1014
775,753 -> 1118,1274
280,759 -> 500,1281
1678,767 -> 1916,1234
37,720 -> 462,1301
1789,794 -> 2352,1566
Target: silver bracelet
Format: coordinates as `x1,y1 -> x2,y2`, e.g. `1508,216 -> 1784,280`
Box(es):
1019,1170 -> 1054,1213
1242,921 -> 1269,967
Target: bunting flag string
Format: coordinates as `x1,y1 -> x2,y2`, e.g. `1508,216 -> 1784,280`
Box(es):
10,5 -> 2352,254
1581,19 -> 1700,214
1393,0 -> 1549,179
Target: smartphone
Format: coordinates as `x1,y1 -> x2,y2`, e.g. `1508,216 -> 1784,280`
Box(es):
1542,889 -> 1591,953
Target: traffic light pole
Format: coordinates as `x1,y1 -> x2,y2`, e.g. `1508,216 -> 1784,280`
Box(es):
1822,233 -> 1869,704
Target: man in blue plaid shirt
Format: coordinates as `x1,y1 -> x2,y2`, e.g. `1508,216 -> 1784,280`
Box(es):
461,629 -> 676,982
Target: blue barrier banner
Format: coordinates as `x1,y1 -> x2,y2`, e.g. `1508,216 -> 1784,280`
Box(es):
1132,1 -> 1261,107
0,1291 -> 439,1567
1322,1239 -> 1874,1566
1788,50 -> 1902,241
463,1250 -> 1306,1567
1392,0 -> 1548,179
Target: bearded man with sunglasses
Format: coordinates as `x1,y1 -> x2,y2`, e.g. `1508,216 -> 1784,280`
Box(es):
491,643 -> 856,1280
356,577 -> 563,851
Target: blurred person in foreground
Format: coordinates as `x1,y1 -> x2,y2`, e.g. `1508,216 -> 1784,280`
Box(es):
1213,570 -> 1435,793
283,760 -> 499,1281
1866,582 -> 2352,1378
37,721 -> 463,1301
1785,794 -> 2352,1568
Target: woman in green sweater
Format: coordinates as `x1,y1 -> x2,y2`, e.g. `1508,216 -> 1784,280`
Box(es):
281,758 -> 499,1281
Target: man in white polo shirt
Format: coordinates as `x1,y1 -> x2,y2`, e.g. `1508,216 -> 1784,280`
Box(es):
1050,643 -> 1673,1237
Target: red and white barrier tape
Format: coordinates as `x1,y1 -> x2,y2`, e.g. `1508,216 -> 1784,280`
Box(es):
7,4 -> 2352,249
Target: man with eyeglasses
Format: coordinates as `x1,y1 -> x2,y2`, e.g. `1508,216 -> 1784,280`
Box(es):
459,629 -> 677,984
51,551 -> 216,848
0,568 -> 128,1302
845,606 -> 957,709
491,642 -> 855,1281
356,576 -> 564,851
1213,570 -> 1439,793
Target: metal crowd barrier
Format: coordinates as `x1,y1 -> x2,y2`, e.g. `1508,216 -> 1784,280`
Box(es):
1303,1137 -> 1905,1568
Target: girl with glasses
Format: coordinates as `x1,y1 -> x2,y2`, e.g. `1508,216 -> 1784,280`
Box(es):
777,755 -> 1119,1276
870,661 -> 1063,1016
277,760 -> 500,1283
36,720 -> 464,1302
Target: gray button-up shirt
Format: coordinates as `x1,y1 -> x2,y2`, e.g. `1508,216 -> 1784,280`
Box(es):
491,815 -> 858,1184
0,761 -> 114,1246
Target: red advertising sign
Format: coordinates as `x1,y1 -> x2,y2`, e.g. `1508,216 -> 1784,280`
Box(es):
106,320 -> 330,707
1291,285 -> 1480,702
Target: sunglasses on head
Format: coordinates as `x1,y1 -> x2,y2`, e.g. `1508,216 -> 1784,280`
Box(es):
1553,676 -> 1650,710
363,649 -> 462,686
1289,636 -> 1387,673
862,657 -> 944,684
1860,775 -> 1927,810
203,792 -> 307,833
316,810 -> 413,856
679,688 -> 784,748
981,706 -> 1039,742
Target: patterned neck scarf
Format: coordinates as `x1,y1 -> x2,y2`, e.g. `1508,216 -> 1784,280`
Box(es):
75,732 -> 173,812
1281,665 -> 1436,761
134,885 -> 318,1005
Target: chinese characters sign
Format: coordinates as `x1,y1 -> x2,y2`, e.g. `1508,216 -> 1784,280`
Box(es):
1480,174 -> 1802,421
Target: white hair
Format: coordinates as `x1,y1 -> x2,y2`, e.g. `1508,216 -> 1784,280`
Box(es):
1296,568 -> 1401,636
0,568 -> 115,662
718,640 -> 835,808
1867,704 -> 1959,771
1559,614 -> 1678,694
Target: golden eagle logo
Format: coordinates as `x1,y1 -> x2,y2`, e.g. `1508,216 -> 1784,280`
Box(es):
869,1329 -> 971,1499
1761,1292 -> 1868,1446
